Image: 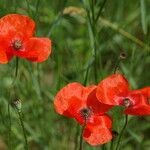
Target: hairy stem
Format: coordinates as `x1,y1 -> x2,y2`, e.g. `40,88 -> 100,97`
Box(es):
79,120 -> 87,150
115,114 -> 128,150
17,110 -> 28,150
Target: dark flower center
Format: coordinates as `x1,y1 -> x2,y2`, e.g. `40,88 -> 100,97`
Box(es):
13,40 -> 22,50
80,108 -> 91,120
123,98 -> 132,107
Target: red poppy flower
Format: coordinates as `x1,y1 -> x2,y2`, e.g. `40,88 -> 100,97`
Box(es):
54,82 -> 112,146
0,14 -> 51,63
96,74 -> 150,116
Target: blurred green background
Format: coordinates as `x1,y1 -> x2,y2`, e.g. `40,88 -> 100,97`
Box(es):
0,0 -> 150,150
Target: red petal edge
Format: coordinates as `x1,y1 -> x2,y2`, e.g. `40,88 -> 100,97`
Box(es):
96,74 -> 129,106
0,14 -> 35,38
83,115 -> 112,146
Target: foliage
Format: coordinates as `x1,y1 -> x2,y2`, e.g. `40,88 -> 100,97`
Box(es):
0,0 -> 150,150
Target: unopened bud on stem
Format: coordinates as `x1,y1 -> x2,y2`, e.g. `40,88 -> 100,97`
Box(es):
11,99 -> 22,113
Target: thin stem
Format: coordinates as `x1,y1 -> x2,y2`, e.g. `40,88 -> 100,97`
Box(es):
95,0 -> 107,23
25,0 -> 32,16
102,144 -> 106,150
99,17 -> 150,51
79,120 -> 87,150
83,66 -> 89,86
110,139 -> 114,150
8,104 -> 12,150
113,59 -> 121,74
0,107 -> 6,126
91,0 -> 95,23
17,110 -> 28,150
89,1 -> 98,84
115,114 -> 128,150
15,57 -> 19,78
74,124 -> 80,150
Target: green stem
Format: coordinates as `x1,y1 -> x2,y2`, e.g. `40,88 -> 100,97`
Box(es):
83,66 -> 90,86
0,107 -> 6,126
15,57 -> 19,78
79,120 -> 87,150
25,0 -> 32,16
115,114 -> 128,150
17,110 -> 28,150
113,59 -> 121,74
8,104 -> 12,150
102,144 -> 106,150
74,124 -> 80,150
99,17 -> 150,51
110,139 -> 114,150
95,0 -> 107,23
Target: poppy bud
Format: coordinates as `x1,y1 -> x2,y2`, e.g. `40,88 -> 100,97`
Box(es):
11,99 -> 22,112
119,52 -> 127,60
112,130 -> 119,139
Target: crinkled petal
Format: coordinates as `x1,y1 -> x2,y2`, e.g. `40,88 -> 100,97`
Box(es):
83,115 -> 112,146
125,105 -> 150,116
124,90 -> 150,116
54,83 -> 96,117
132,87 -> 150,98
96,74 -> 129,106
0,14 -> 35,38
87,88 -> 112,115
0,47 -> 13,64
14,38 -> 51,62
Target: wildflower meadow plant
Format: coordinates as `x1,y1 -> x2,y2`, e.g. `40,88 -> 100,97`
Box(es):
54,83 -> 112,146
96,74 -> 150,116
0,14 -> 51,63
0,1 -> 150,150
54,74 -> 150,149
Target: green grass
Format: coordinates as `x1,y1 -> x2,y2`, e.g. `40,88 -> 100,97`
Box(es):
0,0 -> 150,150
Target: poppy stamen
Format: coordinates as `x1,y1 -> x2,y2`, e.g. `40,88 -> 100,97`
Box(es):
123,98 -> 132,107
13,40 -> 22,50
80,108 -> 91,120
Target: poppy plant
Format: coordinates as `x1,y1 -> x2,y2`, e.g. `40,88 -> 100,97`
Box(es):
96,74 -> 150,116
54,82 -> 112,146
0,14 -> 51,63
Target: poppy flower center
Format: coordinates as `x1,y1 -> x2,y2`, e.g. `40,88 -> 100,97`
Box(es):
123,98 -> 132,107
80,107 -> 91,120
13,40 -> 22,50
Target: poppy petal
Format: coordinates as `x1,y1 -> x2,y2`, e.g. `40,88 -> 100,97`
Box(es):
96,74 -> 129,106
132,87 -> 150,98
124,90 -> 150,116
54,83 -> 89,117
125,105 -> 150,116
54,83 -> 98,118
0,14 -> 35,38
14,38 -> 51,62
87,88 -> 112,115
0,49 -> 13,64
83,115 -> 112,146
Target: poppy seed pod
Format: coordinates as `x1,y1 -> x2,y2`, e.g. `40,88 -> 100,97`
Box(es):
119,52 -> 127,60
